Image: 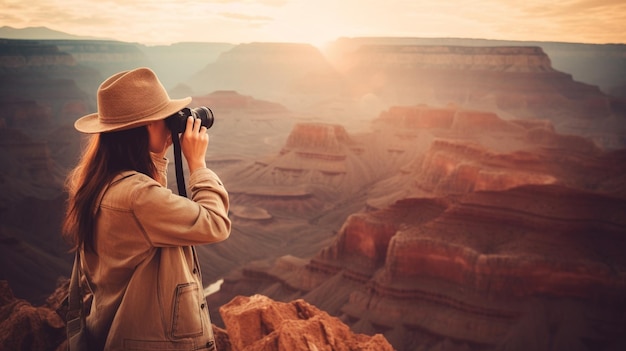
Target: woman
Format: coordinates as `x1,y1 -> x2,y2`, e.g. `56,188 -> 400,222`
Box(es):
62,67 -> 231,350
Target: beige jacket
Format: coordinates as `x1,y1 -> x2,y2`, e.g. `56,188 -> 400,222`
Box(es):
81,157 -> 230,350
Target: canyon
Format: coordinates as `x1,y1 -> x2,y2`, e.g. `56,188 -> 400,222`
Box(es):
1,34 -> 625,350
206,106 -> 626,350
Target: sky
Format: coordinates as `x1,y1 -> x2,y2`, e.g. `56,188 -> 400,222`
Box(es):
1,0 -> 625,47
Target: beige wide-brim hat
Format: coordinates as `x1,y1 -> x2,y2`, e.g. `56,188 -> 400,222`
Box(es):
75,67 -> 191,133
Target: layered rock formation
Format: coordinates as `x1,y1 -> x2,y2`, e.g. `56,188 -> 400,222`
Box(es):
325,185 -> 626,299
365,104 -> 625,208
343,45 -> 555,72
326,185 -> 625,347
222,122 -> 382,216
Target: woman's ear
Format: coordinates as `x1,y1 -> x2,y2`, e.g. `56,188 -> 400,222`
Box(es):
145,122 -> 158,137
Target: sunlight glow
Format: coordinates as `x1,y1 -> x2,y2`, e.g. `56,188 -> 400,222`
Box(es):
0,0 -> 624,45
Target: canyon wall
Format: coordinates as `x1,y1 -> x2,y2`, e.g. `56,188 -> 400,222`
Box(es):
344,45 -> 555,72
324,37 -> 626,97
325,42 -> 624,149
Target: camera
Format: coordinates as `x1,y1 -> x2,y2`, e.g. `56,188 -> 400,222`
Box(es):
166,107 -> 214,133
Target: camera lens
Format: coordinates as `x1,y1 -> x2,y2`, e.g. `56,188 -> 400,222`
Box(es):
191,107 -> 214,129
166,107 -> 215,133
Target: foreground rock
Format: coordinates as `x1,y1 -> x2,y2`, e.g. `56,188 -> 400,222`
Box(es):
0,280 -> 65,351
220,294 -> 393,351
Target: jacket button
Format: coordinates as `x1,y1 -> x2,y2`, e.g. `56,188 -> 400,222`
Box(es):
201,303 -> 206,309
193,268 -> 198,274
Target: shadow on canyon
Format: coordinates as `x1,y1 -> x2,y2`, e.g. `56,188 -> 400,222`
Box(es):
1,35 -> 625,351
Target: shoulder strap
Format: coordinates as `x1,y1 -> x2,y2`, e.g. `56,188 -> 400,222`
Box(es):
68,251 -> 83,318
66,250 -> 92,349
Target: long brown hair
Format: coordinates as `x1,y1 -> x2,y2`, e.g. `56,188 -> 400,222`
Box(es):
63,126 -> 157,252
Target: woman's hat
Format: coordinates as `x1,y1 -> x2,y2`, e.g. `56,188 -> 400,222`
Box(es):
74,67 -> 191,133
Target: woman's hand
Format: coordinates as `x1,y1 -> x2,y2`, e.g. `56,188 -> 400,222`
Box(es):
180,116 -> 209,173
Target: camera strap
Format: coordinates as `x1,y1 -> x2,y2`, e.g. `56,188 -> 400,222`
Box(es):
171,130 -> 188,198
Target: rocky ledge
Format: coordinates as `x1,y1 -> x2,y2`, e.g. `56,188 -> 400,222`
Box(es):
220,294 -> 392,351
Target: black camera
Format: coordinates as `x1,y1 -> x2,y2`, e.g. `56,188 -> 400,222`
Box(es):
166,107 -> 214,133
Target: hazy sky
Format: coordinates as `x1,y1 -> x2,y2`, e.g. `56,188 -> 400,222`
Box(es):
1,0 -> 625,46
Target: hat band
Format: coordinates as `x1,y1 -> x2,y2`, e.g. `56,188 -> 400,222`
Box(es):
99,99 -> 171,125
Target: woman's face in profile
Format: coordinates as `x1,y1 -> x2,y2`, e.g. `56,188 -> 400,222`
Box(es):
147,119 -> 171,154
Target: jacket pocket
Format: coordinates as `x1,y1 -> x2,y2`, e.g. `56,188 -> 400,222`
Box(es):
171,282 -> 203,339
